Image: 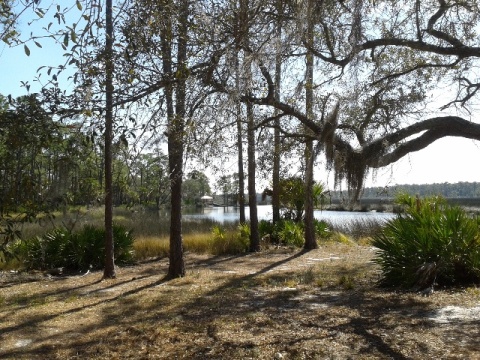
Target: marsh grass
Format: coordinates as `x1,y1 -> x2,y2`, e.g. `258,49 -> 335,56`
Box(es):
132,236 -> 169,260
17,206 -> 220,241
132,224 -> 249,261
331,218 -> 385,240
4,206 -> 387,269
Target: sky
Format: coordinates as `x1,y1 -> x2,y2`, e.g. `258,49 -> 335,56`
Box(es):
2,6 -> 480,189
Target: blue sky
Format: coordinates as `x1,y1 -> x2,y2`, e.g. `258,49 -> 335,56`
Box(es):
2,5 -> 480,187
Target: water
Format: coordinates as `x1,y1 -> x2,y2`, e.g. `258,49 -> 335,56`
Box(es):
183,205 -> 395,225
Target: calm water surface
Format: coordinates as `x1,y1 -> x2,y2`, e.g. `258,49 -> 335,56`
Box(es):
183,205 -> 395,225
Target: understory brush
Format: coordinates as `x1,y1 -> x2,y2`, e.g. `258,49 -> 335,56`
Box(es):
6,224 -> 135,271
373,194 -> 480,288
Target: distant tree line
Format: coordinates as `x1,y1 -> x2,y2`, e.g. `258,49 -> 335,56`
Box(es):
352,182 -> 480,199
0,94 -> 214,213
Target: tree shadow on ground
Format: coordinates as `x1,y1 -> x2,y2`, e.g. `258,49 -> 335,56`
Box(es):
1,248 -> 478,359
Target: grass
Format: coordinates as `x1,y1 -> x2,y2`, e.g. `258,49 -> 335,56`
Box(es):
2,206 -> 386,271
2,245 -> 480,359
131,226 -> 248,261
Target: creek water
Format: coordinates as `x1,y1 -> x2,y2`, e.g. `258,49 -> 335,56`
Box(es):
182,205 -> 395,225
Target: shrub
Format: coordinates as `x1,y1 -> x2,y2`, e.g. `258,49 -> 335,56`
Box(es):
314,219 -> 331,240
211,224 -> 249,255
373,194 -> 480,288
237,223 -> 251,249
258,220 -> 275,238
16,224 -> 135,271
20,228 -> 70,270
277,220 -> 304,247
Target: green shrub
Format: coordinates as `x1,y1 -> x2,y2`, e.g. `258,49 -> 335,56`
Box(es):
112,225 -> 135,264
66,225 -> 104,270
373,194 -> 480,288
258,220 -> 275,238
211,224 -> 249,255
21,228 -> 70,270
16,224 -> 134,271
237,223 -> 251,249
314,219 -> 331,240
277,220 -> 304,247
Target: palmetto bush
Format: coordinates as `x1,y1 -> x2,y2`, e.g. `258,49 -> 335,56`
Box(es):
17,224 -> 134,271
278,220 -> 304,247
373,194 -> 480,288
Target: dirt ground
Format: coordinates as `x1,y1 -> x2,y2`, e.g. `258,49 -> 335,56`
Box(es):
1,243 -> 480,359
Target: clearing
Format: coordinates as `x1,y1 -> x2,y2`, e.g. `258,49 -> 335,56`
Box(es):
1,243 -> 479,359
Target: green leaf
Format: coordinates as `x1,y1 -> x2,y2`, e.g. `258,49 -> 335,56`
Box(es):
24,44 -> 30,56
63,33 -> 69,47
34,41 -> 42,48
76,1 -> 83,10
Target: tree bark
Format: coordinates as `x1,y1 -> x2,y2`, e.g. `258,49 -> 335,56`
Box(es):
163,0 -> 188,279
303,0 -> 317,250
247,97 -> 260,252
272,0 -> 282,224
234,9 -> 246,224
103,0 -> 116,279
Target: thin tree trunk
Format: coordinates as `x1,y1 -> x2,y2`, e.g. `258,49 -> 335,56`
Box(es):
234,0 -> 246,223
304,0 -> 317,250
235,55 -> 246,223
166,0 -> 188,278
272,0 -> 283,224
237,0 -> 259,251
103,0 -> 116,278
247,97 -> 260,251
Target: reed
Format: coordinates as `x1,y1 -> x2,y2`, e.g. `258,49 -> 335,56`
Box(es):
132,236 -> 169,260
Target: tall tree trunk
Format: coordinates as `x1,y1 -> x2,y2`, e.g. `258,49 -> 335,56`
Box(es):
233,0 -> 246,223
238,0 -> 259,251
272,0 -> 283,224
247,97 -> 260,251
235,44 -> 246,223
165,0 -> 188,278
103,0 -> 116,278
303,0 -> 317,250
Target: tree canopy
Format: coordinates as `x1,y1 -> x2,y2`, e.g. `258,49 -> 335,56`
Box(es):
2,0 -> 480,274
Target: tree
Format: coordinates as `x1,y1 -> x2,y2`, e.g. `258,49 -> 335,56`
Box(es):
276,176 -> 326,224
183,170 -> 211,206
162,0 -> 189,278
303,0 -> 316,250
216,174 -> 233,207
271,0 -> 285,225
201,0 -> 480,203
230,0 -> 246,223
0,95 -> 59,213
130,152 -> 170,208
103,0 -> 116,279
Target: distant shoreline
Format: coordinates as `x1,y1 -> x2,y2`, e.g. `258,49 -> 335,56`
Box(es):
324,197 -> 480,214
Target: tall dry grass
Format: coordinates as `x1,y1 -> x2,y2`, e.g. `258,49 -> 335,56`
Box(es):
7,206 -> 386,266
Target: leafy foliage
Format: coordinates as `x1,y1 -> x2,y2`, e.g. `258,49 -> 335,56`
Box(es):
211,224 -> 249,255
277,220 -> 304,247
277,177 -> 326,222
11,224 -> 135,271
314,219 -> 332,240
373,194 -> 480,288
